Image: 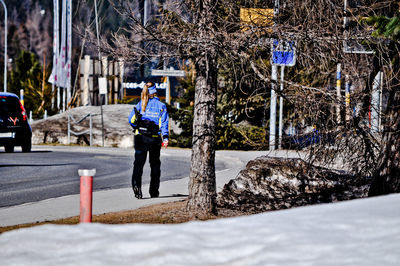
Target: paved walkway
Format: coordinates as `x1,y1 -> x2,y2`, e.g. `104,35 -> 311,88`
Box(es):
0,147 -> 302,226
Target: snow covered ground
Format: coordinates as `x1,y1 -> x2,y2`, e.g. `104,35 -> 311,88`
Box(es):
1,194 -> 399,266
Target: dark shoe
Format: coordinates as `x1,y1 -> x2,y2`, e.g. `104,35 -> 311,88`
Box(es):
150,191 -> 159,198
133,186 -> 143,199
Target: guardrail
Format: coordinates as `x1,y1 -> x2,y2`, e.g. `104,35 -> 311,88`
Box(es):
68,113 -> 94,146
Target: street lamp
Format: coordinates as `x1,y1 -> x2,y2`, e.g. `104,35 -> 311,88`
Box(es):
0,0 -> 6,92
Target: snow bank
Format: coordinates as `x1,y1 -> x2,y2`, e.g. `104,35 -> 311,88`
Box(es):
1,194 -> 399,266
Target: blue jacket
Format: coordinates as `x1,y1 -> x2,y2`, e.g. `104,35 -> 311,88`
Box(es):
128,97 -> 169,138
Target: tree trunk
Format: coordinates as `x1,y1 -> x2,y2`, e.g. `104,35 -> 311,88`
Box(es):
187,51 -> 218,215
369,67 -> 400,196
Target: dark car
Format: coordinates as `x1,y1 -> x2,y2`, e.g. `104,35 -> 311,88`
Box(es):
0,92 -> 32,152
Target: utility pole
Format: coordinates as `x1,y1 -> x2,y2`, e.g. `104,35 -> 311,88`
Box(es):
270,65 -> 278,151
278,66 -> 285,149
51,0 -> 59,109
0,0 -> 7,92
94,0 -> 105,146
336,64 -> 342,124
345,74 -> 351,122
371,71 -> 382,132
269,0 -> 279,151
139,0 -> 149,78
144,0 -> 148,26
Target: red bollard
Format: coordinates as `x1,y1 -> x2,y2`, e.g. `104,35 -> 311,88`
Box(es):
78,169 -> 96,223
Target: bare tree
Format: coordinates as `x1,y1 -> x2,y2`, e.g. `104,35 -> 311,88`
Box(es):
250,0 -> 400,195
106,0 -> 400,215
25,3 -> 52,62
107,0 -> 250,215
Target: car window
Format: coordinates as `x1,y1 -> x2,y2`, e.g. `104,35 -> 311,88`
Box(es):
0,97 -> 21,115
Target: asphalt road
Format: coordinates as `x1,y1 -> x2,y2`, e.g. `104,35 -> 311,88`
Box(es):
0,146 -> 226,208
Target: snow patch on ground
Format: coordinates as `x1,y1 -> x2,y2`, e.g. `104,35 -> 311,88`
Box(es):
1,194 -> 399,266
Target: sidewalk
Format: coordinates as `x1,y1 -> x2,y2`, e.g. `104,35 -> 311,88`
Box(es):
0,149 -> 302,226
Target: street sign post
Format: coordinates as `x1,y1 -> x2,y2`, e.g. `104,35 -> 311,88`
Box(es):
270,39 -> 296,150
151,68 -> 185,104
343,38 -> 374,54
98,77 -> 107,95
271,39 -> 296,66
151,69 -> 185,77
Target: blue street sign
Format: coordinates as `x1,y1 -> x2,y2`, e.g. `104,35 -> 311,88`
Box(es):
272,39 -> 296,66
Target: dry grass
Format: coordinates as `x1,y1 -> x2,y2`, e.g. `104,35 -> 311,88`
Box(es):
0,199 -> 249,234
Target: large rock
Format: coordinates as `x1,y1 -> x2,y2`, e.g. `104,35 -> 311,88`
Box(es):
31,104 -> 183,148
217,156 -> 371,213
31,105 -> 135,148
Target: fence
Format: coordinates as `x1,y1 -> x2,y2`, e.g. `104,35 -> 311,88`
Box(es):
68,113 -> 94,146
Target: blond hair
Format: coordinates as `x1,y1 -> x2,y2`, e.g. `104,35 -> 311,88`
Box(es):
141,82 -> 153,112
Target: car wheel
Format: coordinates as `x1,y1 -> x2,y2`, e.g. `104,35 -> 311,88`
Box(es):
22,138 -> 32,153
5,144 -> 14,153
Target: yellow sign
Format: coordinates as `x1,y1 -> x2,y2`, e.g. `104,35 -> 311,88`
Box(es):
240,8 -> 274,32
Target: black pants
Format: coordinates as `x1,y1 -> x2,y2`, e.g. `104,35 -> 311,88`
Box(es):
132,134 -> 162,196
